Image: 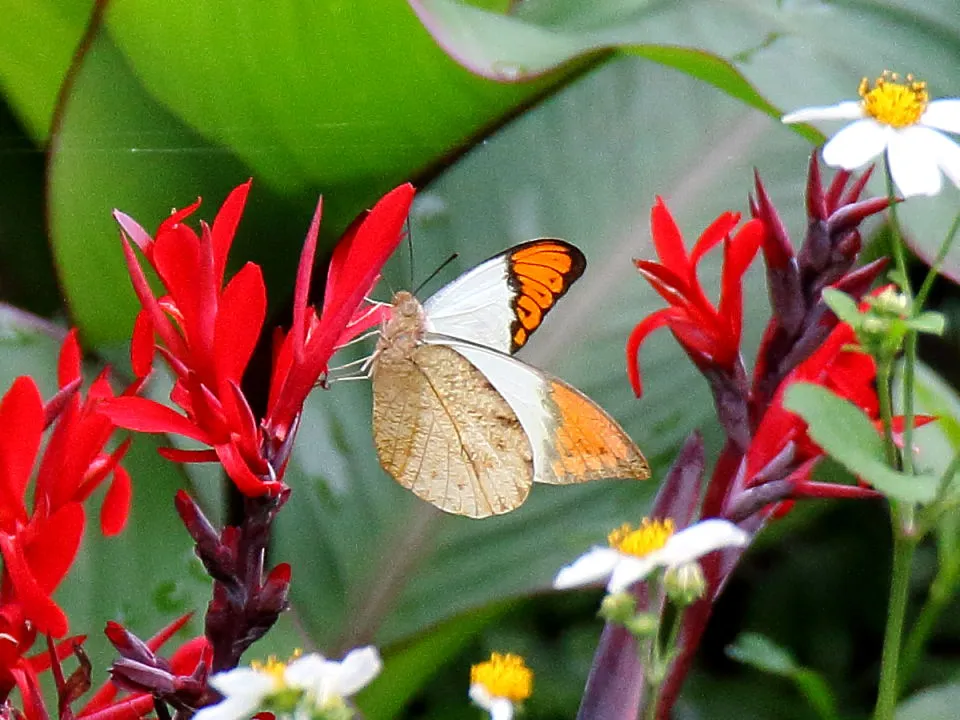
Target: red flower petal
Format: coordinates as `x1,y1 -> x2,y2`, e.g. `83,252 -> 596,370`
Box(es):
24,502 -> 85,593
215,442 -> 274,498
101,466 -> 131,536
99,397 -> 212,444
214,263 -> 266,386
120,237 -> 187,360
688,211 -> 739,268
649,198 -> 691,276
157,447 -> 220,464
0,532 -> 69,636
113,209 -> 155,255
58,329 -> 82,388
626,308 -> 683,397
210,181 -> 251,285
0,377 -> 44,528
130,310 -> 156,379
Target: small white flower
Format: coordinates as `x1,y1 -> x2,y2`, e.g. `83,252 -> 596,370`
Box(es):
194,647 -> 382,720
469,653 -> 533,720
553,518 -> 750,593
782,71 -> 960,198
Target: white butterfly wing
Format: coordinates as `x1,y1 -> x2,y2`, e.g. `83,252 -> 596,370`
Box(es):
423,240 -> 585,354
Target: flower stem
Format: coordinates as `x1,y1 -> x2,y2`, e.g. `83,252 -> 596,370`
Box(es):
899,557 -> 960,691
875,359 -> 898,467
873,526 -> 917,720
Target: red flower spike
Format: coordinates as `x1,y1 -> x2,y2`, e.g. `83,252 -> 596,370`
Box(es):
806,152 -> 828,221
628,198 -> 763,397
264,183 -> 415,443
105,182 -> 415,496
839,165 -> 874,207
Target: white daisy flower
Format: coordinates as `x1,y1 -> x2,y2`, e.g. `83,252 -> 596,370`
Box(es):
782,71 -> 960,198
553,518 -> 750,593
194,646 -> 382,720
469,653 -> 533,720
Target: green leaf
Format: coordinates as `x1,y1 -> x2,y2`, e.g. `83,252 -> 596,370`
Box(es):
726,632 -> 796,676
784,383 -> 940,505
909,311 -> 946,336
727,633 -> 838,720
0,0 -> 94,141
821,288 -> 861,327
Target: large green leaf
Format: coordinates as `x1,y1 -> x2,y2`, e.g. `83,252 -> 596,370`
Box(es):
0,0 -> 94,141
47,29 -> 318,348
103,0 -> 541,193
410,0 -> 960,275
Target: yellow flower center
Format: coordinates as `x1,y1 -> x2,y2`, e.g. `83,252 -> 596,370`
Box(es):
608,518 -> 675,557
859,71 -> 928,128
470,653 -> 533,702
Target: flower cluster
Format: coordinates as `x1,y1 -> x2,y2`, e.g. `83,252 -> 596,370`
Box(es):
102,182 -> 414,498
573,157 -> 897,719
0,331 -> 134,717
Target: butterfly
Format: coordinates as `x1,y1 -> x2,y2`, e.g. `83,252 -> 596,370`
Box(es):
370,239 -> 650,518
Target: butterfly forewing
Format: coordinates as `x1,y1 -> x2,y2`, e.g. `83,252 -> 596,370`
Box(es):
371,343 -> 534,518
423,239 -> 585,354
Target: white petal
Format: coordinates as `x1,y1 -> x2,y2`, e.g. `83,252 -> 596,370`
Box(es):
656,519 -> 750,568
334,646 -> 382,696
209,668 -> 275,700
489,697 -> 516,720
469,683 -> 495,712
921,99 -> 960,135
782,101 -> 864,124
285,654 -> 328,689
607,556 -> 657,593
919,127 -> 960,188
888,128 -> 943,197
553,548 -> 621,590
822,119 -> 890,169
193,695 -> 263,720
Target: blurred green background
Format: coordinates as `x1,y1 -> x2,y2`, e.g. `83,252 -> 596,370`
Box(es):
3,1 -> 960,717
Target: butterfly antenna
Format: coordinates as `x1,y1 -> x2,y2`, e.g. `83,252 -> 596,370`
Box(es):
414,253 -> 459,296
405,215 -> 415,289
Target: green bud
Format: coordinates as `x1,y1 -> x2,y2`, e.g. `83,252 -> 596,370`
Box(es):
599,591 -> 637,623
663,562 -> 707,605
623,612 -> 659,638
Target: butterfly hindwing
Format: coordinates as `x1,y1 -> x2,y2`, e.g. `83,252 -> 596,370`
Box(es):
371,342 -> 534,518
431,338 -> 650,486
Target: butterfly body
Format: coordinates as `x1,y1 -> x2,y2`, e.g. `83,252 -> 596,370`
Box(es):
370,241 -> 649,518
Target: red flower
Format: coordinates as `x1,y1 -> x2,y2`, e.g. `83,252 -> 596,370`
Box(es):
745,318 -> 928,504
627,198 -> 764,397
0,331 -> 132,640
101,182 -> 414,497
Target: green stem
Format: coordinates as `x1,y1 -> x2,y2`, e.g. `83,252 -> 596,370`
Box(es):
899,560 -> 960,691
882,159 -> 917,477
876,359 -> 898,467
883,155 -> 912,296
914,210 -> 960,311
874,528 -> 918,720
